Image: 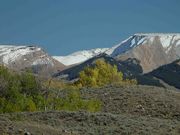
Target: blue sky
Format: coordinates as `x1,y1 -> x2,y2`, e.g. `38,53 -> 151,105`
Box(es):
0,0 -> 180,55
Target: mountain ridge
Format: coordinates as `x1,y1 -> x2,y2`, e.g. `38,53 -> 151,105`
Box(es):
53,33 -> 180,70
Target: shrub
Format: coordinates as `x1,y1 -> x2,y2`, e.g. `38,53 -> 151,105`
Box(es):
85,99 -> 102,112
20,70 -> 41,96
0,65 -> 102,113
25,98 -> 37,112
43,78 -> 66,91
49,89 -> 102,112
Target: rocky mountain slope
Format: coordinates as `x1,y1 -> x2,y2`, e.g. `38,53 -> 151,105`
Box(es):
0,45 -> 65,76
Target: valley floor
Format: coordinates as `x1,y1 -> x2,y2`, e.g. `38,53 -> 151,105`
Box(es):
0,85 -> 180,135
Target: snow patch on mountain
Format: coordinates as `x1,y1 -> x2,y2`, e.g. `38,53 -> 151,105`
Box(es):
0,45 -> 41,65
53,48 -> 109,66
159,36 -> 172,48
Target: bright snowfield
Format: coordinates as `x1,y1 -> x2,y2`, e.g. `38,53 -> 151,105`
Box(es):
54,33 -> 180,65
53,48 -> 109,66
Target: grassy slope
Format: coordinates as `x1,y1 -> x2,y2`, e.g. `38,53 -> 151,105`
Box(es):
81,85 -> 180,120
0,85 -> 180,135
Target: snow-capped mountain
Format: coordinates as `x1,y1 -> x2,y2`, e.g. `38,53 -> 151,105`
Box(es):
107,33 -> 180,57
53,48 -> 109,66
109,33 -> 180,73
0,45 -> 65,76
54,33 -> 180,72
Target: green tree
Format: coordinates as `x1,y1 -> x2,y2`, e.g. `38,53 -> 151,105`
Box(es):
78,59 -> 124,87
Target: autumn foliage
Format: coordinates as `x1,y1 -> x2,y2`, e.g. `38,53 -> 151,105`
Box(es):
77,59 -> 137,87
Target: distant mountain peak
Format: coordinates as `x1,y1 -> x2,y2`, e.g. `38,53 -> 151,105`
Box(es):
0,45 -> 65,76
107,33 -> 180,57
